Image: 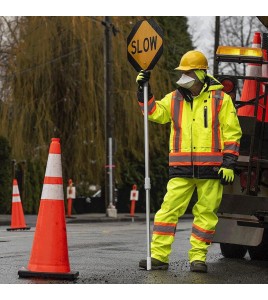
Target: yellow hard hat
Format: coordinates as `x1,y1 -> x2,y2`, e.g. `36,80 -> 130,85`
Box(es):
175,50 -> 209,71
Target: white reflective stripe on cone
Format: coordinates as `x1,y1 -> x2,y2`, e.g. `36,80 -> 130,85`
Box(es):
12,195 -> 21,203
41,184 -> 64,201
45,154 -> 63,177
246,65 -> 262,77
13,185 -> 19,194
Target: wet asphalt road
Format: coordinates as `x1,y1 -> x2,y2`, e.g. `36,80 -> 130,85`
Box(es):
1,219 -> 268,284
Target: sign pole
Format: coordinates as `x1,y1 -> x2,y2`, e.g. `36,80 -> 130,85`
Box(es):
143,81 -> 151,271
127,18 -> 163,271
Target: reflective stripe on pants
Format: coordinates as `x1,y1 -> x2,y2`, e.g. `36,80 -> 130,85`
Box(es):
151,177 -> 223,263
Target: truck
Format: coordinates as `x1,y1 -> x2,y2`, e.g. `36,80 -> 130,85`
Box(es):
212,29 -> 268,260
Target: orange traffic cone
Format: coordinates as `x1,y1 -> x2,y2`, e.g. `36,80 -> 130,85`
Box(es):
238,32 -> 264,120
6,179 -> 30,231
18,138 -> 79,280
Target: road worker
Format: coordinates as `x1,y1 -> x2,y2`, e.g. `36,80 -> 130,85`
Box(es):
136,50 -> 242,273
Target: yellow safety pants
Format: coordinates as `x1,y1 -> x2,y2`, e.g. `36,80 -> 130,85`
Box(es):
151,177 -> 223,263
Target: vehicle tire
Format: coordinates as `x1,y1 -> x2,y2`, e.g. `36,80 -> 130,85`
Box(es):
248,229 -> 268,260
220,243 -> 247,258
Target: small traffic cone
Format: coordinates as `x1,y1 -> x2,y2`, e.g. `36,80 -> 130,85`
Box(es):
18,138 -> 79,280
238,32 -> 264,120
6,179 -> 31,231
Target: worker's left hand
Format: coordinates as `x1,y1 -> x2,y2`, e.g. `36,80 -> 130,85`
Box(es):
218,167 -> 234,185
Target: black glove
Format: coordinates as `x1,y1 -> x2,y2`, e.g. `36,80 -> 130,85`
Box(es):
136,70 -> 153,102
222,153 -> 237,170
136,70 -> 151,87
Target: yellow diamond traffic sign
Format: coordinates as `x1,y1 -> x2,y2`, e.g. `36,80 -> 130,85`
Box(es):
127,19 -> 163,71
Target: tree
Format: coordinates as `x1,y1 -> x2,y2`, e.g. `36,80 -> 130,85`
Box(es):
0,136 -> 12,213
0,16 -> 193,213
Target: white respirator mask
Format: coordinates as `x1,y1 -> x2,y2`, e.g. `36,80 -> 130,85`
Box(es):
176,74 -> 195,89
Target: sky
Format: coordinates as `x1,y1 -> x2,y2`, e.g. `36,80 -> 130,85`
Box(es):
187,16 -> 215,68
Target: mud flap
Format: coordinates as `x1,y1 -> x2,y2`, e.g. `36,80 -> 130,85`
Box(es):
213,214 -> 264,246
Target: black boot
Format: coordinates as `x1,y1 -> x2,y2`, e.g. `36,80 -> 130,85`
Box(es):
190,260 -> 208,273
139,258 -> 169,270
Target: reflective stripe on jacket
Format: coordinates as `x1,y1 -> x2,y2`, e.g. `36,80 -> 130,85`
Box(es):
138,76 -> 242,178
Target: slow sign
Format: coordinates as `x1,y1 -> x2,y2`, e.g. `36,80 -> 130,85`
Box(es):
127,18 -> 163,71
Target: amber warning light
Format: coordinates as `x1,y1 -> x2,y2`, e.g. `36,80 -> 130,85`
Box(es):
216,46 -> 263,58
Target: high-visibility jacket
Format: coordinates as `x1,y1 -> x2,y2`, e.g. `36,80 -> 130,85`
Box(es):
138,75 -> 242,179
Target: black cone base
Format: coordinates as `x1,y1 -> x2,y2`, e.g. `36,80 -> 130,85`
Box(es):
7,227 -> 31,231
18,268 -> 79,280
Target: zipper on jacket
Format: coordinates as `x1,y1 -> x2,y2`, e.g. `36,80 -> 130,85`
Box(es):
204,106 -> 208,128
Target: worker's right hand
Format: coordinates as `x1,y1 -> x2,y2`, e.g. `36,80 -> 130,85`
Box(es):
136,70 -> 150,86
